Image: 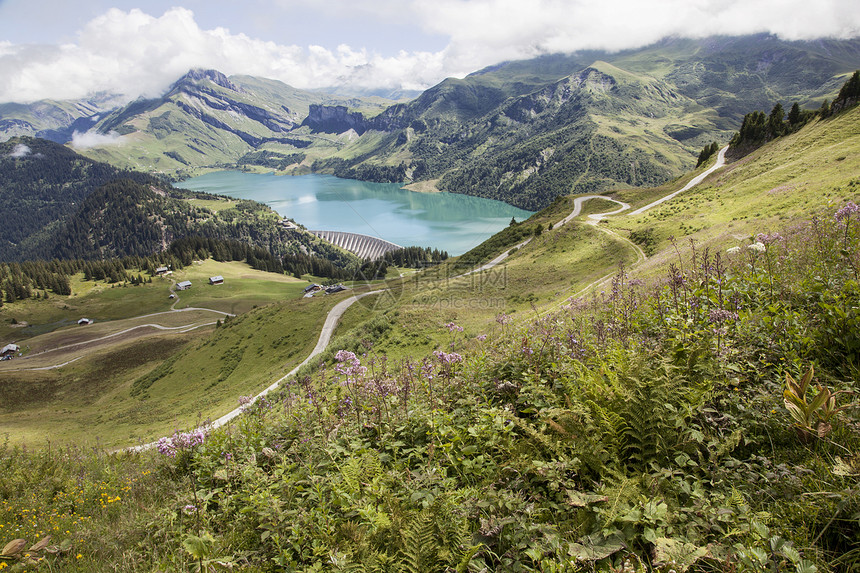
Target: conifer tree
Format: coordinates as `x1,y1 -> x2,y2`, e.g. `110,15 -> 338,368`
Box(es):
788,102 -> 801,126
768,103 -> 785,138
837,70 -> 860,102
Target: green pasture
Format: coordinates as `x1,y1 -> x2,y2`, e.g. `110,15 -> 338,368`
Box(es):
610,106 -> 860,269
166,260 -> 308,315
0,260 -> 338,447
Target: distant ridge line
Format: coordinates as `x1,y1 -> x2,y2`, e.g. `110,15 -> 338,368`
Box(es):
311,230 -> 402,260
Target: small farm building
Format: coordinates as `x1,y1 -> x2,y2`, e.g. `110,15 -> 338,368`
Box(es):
209,276 -> 224,285
1,343 -> 19,357
176,281 -> 192,290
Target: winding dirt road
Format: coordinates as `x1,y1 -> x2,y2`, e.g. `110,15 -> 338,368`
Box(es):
207,290 -> 380,430
130,290 -> 381,450
461,146 -> 728,278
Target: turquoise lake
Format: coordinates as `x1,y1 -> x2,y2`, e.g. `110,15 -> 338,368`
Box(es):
176,172 -> 534,255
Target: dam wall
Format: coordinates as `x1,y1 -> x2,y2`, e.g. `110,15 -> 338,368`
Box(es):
311,230 -> 402,261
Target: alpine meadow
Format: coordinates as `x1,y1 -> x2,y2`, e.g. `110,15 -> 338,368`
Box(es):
0,21 -> 859,573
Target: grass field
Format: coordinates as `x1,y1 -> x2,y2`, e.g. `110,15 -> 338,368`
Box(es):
166,259 -> 308,314
0,260 -> 335,447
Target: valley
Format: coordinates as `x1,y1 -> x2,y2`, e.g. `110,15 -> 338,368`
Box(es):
0,33 -> 859,572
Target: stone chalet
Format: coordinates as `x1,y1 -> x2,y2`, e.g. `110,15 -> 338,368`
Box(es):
176,280 -> 192,290
209,276 -> 224,285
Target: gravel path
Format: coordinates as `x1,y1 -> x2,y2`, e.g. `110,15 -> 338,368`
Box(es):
130,290 -> 381,451
460,147 -> 727,277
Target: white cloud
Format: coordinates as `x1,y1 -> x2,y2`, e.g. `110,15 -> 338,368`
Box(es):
0,7 -> 453,102
70,130 -> 123,149
0,2 -> 858,104
8,143 -> 31,157
413,0 -> 860,70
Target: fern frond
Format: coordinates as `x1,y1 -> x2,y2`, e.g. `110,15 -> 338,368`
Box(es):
399,510 -> 441,573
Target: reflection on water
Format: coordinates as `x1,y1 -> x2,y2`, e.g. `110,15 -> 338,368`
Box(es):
177,172 -> 533,255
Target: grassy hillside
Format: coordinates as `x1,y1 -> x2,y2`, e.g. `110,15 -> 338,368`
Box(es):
608,104 -> 860,268
1,94 -> 859,572
0,260 -> 329,447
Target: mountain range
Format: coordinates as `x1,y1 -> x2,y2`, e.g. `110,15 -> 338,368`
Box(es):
2,34 -> 859,211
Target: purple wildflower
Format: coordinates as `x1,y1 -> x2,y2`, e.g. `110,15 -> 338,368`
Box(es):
335,349 -> 367,384
521,338 -> 534,356
156,429 -> 207,458
709,308 -> 739,323
445,322 -> 464,333
156,437 -> 176,458
756,232 -> 783,244
476,334 -> 487,342
835,201 -> 860,222
433,350 -> 463,364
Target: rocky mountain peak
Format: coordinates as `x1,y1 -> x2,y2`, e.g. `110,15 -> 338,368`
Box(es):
171,69 -> 239,93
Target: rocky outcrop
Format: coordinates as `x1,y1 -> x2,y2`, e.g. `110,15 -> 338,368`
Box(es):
302,105 -> 372,135
170,69 -> 241,94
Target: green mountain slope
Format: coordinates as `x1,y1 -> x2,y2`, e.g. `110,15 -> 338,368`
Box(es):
80,70 -> 395,177
0,136 -> 359,267
0,94 -> 122,142
313,35 -> 860,209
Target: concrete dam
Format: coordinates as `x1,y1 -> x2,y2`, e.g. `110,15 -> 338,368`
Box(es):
311,230 -> 402,261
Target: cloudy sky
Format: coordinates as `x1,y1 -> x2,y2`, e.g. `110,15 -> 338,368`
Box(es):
1,0 -> 858,103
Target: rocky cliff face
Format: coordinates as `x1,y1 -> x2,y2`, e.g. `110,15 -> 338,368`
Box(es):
301,104 -> 371,134
171,69 -> 241,93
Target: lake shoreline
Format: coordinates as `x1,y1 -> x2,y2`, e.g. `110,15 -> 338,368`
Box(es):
176,171 -> 533,256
